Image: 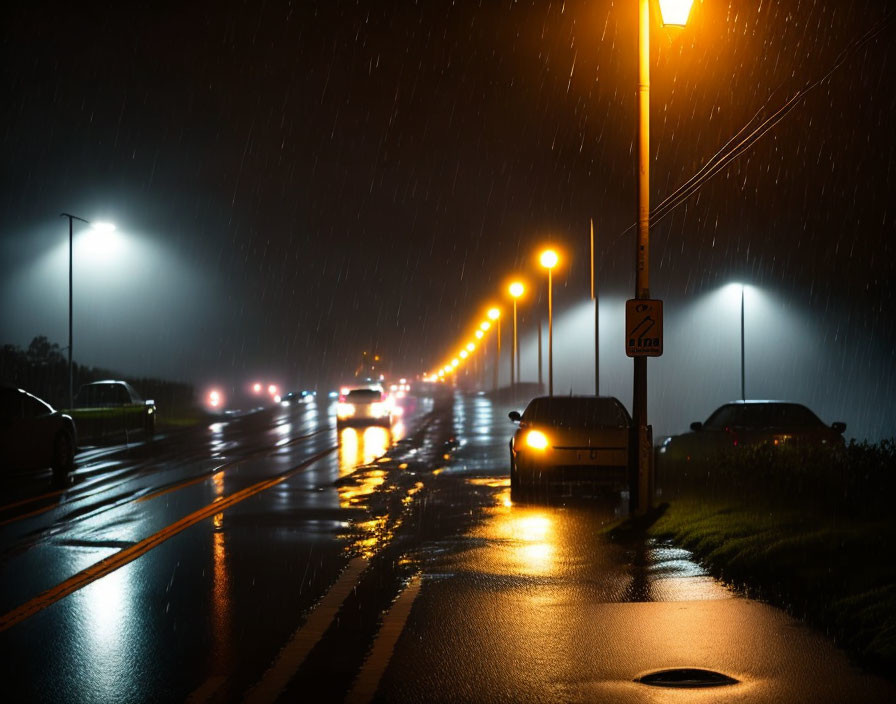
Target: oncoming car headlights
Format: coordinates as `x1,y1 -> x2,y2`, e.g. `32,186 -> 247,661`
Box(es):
337,402 -> 355,419
525,430 -> 549,450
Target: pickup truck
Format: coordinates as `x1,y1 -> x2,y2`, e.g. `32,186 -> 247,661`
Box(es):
65,380 -> 156,445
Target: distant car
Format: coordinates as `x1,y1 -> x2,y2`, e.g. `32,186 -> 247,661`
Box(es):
0,386 -> 77,478
336,388 -> 392,428
509,396 -> 632,491
282,390 -> 315,406
657,400 -> 846,469
66,380 -> 156,444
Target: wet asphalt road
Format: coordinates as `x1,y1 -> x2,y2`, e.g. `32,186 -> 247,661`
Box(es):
1,391 -> 894,703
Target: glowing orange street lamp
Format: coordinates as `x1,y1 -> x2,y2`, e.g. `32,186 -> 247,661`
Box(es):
539,250 -> 559,396
658,0 -> 694,26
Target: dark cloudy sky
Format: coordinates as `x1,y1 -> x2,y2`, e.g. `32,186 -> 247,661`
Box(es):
2,0 -> 894,393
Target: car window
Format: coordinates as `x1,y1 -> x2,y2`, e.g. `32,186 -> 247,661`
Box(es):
22,395 -> 52,418
523,397 -> 630,428
346,390 -> 381,402
703,405 -> 742,429
123,383 -> 142,402
114,384 -> 130,405
0,390 -> 23,421
96,385 -> 111,406
740,403 -> 822,428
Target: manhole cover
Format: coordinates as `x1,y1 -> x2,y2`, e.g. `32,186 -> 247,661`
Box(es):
635,668 -> 739,688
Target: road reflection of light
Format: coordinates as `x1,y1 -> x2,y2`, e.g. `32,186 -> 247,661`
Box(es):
338,469 -> 386,507
339,427 -> 360,473
78,559 -> 137,697
209,421 -> 229,454
338,426 -> 391,474
465,490 -> 557,576
210,470 -> 232,667
353,516 -> 389,558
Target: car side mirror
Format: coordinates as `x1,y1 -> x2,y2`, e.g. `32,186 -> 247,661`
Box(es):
690,422 -> 703,432
831,422 -> 846,434
508,411 -> 521,423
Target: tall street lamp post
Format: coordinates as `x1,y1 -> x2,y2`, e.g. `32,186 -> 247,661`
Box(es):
508,281 -> 524,391
487,307 -> 501,392
539,250 -> 559,396
591,219 -> 599,396
739,284 -> 746,401
59,213 -> 116,409
631,0 -> 694,515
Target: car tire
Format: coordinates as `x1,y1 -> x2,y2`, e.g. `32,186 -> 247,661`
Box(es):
51,430 -> 75,478
510,450 -> 519,491
145,413 -> 155,441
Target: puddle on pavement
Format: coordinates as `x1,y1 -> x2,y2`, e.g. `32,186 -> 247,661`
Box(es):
453,476 -> 732,601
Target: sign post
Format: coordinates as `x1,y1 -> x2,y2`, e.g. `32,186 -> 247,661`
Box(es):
625,299 -> 663,512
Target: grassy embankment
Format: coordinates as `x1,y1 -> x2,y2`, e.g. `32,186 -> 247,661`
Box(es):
155,405 -> 215,430
638,441 -> 896,674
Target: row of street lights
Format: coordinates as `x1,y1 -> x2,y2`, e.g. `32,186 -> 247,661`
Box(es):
427,0 -> 696,513
426,246 -> 560,395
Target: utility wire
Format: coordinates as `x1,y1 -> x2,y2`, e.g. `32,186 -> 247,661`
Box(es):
603,9 -> 896,260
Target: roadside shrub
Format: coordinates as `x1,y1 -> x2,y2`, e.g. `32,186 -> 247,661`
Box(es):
661,439 -> 896,517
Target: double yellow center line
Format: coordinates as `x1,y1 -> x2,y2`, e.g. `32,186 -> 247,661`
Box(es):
0,445 -> 337,633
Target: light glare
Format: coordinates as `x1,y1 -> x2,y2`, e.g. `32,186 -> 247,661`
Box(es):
658,0 -> 694,26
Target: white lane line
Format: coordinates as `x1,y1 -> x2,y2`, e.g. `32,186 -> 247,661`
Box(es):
344,574 -> 423,704
243,556 -> 370,704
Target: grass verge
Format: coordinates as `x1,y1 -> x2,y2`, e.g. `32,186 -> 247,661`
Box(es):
645,496 -> 896,675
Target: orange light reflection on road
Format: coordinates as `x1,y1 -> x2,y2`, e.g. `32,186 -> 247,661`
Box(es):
463,478 -> 556,576
210,467 -> 231,668
338,426 -> 392,475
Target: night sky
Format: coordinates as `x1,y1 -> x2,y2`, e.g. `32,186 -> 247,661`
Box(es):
2,1 -> 894,407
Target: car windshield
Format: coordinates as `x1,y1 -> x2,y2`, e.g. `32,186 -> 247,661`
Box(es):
346,389 -> 381,402
522,397 -> 630,428
703,403 -> 823,430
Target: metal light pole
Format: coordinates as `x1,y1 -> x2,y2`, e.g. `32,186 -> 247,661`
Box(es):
60,213 -> 88,409
741,284 -> 746,402
591,219 -> 599,396
630,0 -> 694,515
537,320 -> 543,389
509,281 -> 524,393
539,250 -> 558,396
488,307 -> 501,392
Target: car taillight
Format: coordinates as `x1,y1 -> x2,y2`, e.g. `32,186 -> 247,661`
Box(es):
725,426 -> 738,447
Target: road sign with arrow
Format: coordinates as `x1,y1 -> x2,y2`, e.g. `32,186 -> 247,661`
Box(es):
625,299 -> 663,357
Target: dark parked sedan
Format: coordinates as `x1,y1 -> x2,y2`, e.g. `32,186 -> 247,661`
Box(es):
657,400 -> 846,469
0,386 -> 77,478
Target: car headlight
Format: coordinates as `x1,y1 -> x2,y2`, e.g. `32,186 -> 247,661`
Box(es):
337,403 -> 355,419
525,430 -> 549,450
